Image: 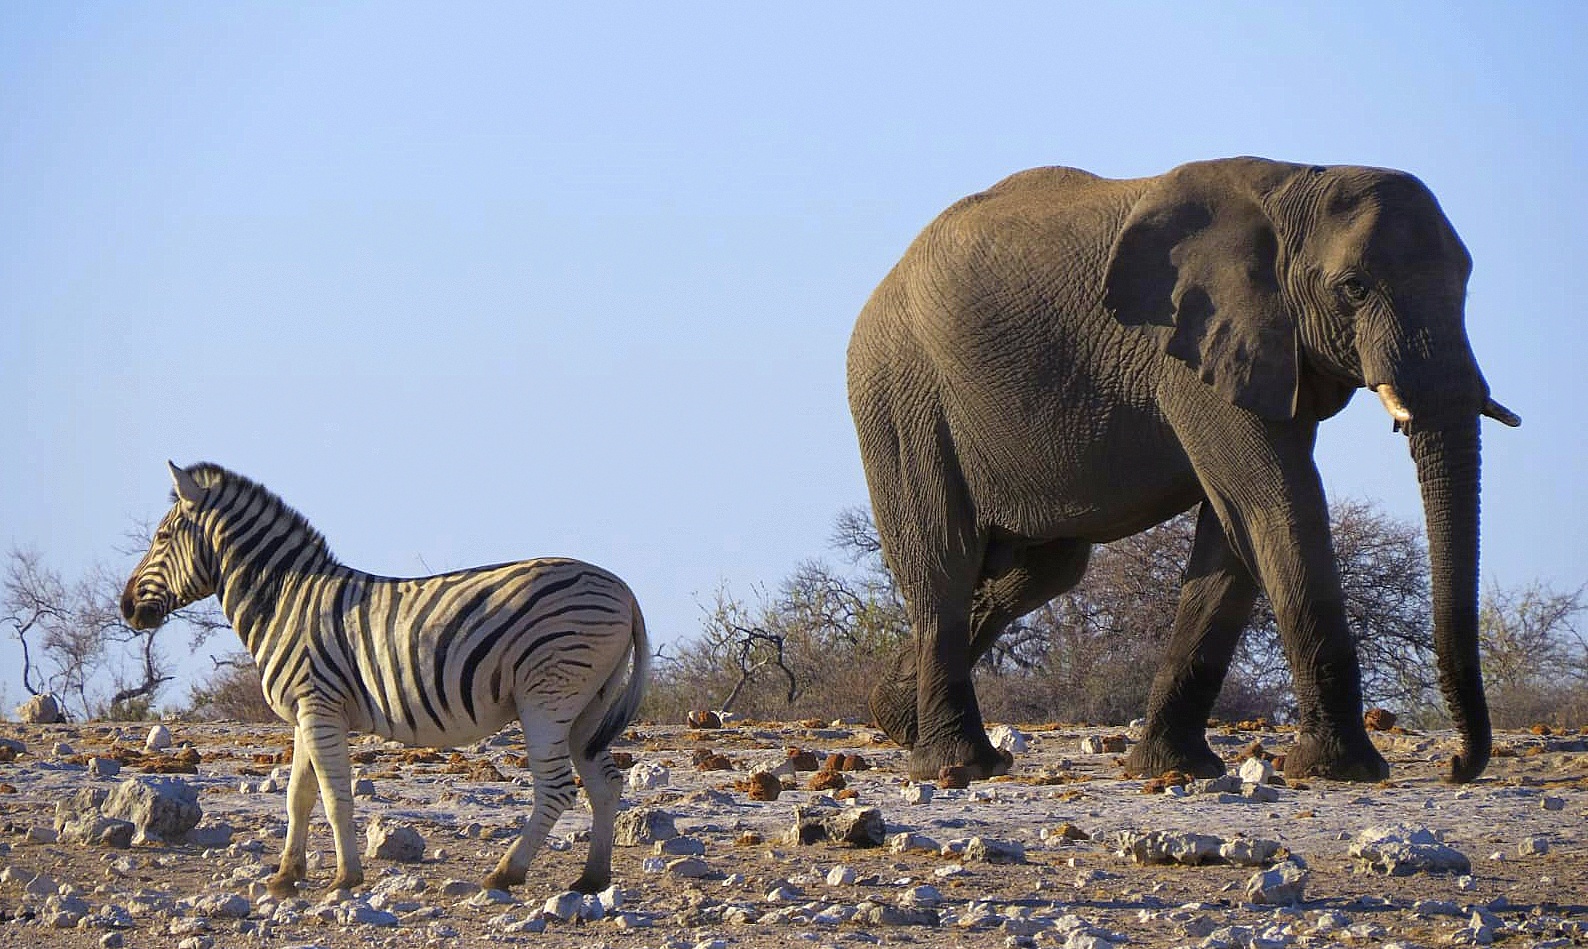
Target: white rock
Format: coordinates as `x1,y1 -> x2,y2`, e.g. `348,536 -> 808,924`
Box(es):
988,724 -> 1028,754
963,836 -> 1026,864
665,857 -> 713,878
826,865 -> 856,886
900,884 -> 942,906
1246,859 -> 1310,905
626,760 -> 670,790
614,807 -> 677,846
901,782 -> 935,805
1238,756 -> 1274,785
145,725 -> 173,751
543,890 -> 583,921
1221,838 -> 1282,867
1349,826 -> 1471,876
364,816 -> 426,862
1079,736 -> 1105,754
16,693 -> 62,724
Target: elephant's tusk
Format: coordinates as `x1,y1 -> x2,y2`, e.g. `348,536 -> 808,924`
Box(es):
1482,398 -> 1521,427
1374,384 -> 1413,431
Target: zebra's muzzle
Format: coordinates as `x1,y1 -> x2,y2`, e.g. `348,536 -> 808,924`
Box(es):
121,585 -> 168,630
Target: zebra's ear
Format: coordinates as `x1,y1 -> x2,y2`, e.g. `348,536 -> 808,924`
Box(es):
168,461 -> 205,509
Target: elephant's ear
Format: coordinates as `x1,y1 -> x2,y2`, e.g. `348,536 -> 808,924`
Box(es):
1103,162 -> 1299,421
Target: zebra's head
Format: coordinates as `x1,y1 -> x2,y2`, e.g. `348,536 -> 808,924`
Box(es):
120,462 -> 218,630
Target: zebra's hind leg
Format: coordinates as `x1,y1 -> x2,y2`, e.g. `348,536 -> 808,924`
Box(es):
568,707 -> 625,894
483,715 -> 577,893
268,723 -> 318,898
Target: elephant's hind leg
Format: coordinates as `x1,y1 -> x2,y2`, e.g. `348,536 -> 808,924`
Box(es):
1127,504 -> 1256,780
870,535 -> 1092,755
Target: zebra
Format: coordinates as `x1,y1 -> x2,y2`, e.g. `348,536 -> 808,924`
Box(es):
120,461 -> 650,897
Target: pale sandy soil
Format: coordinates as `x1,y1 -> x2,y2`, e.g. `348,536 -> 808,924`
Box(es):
0,717 -> 1584,948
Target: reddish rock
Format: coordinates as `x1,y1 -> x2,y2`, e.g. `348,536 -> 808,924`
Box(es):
1364,708 -> 1398,731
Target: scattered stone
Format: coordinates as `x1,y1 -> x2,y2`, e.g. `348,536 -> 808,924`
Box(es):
1541,796 -> 1565,812
101,777 -> 202,843
786,805 -> 886,847
826,865 -> 856,886
687,710 -> 722,729
856,900 -> 939,927
1363,707 -> 1397,731
1246,858 -> 1310,904
364,816 -> 426,862
145,724 -> 173,750
1238,756 -> 1274,785
614,807 -> 677,846
626,761 -> 670,791
16,693 -> 62,724
543,890 -> 583,921
1220,837 -> 1282,866
1120,830 -> 1224,865
88,757 -> 122,778
654,836 -> 706,856
1189,774 -> 1243,795
901,782 -> 935,805
963,836 -> 1026,864
900,884 -> 943,906
1519,836 -> 1550,856
785,748 -> 822,771
888,831 -> 941,853
807,769 -> 846,791
186,821 -> 235,848
1349,826 -> 1472,876
665,856 -> 713,879
191,892 -> 251,918
988,724 -> 1028,754
744,771 -> 783,801
693,750 -> 735,771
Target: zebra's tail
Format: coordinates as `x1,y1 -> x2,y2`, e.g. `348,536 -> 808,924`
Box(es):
582,595 -> 650,759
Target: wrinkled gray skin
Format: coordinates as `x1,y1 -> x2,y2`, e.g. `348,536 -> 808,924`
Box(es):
848,157 -> 1518,784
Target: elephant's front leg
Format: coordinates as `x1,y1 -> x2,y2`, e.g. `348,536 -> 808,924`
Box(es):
268,723 -> 319,898
1166,389 -> 1388,782
300,709 -> 364,892
1127,503 -> 1258,779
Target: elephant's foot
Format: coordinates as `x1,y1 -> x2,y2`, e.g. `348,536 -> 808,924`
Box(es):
868,677 -> 918,749
1283,730 -> 1390,782
570,869 -> 610,895
908,735 -> 1012,782
1124,731 -> 1226,780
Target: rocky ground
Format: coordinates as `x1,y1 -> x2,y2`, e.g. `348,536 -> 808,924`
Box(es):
0,715 -> 1584,948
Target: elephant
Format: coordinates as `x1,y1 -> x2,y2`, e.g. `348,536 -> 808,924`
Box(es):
846,157 -> 1519,784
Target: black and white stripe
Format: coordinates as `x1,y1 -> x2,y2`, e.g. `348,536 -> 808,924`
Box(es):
121,461 -> 649,896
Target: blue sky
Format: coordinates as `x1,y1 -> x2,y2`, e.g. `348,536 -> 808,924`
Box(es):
2,3 -> 1584,713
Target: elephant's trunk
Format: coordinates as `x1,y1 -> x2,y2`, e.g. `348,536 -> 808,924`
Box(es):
1408,417 -> 1489,783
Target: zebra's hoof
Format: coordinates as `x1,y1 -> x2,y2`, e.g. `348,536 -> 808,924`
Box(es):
266,875 -> 300,899
571,871 -> 610,895
482,869 -> 523,892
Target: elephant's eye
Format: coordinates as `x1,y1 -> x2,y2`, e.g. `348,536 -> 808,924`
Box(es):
1338,276 -> 1370,305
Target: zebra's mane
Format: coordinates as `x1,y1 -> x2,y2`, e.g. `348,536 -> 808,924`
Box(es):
175,462 -> 339,564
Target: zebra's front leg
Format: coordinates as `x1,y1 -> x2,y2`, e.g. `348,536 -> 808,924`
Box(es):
302,710 -> 364,893
483,724 -> 576,892
268,723 -> 318,898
